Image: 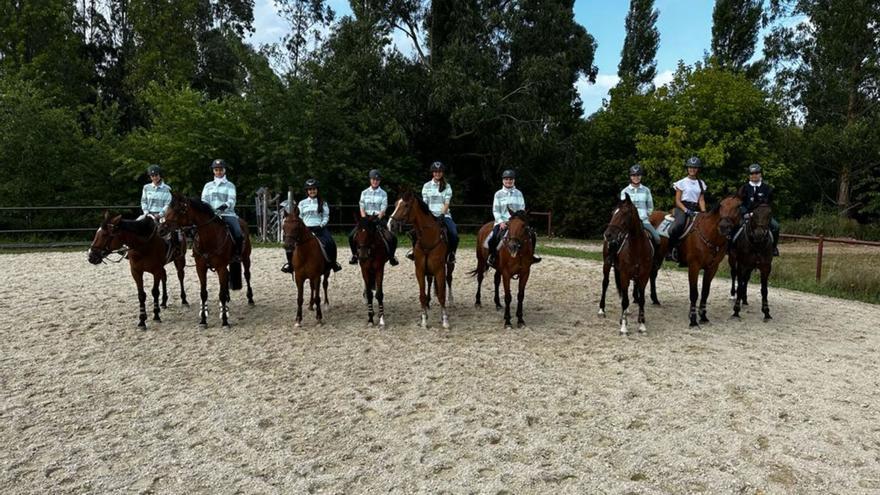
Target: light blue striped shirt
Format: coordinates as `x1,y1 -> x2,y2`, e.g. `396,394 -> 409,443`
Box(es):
298,197 -> 329,227
359,186 -> 388,216
492,187 -> 526,224
201,178 -> 237,217
620,184 -> 654,222
141,182 -> 172,217
422,180 -> 452,218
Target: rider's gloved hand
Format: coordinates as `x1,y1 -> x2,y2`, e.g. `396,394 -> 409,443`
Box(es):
217,204 -> 228,211
685,209 -> 696,217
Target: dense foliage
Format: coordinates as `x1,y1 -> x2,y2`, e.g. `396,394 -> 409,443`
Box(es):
0,0 -> 878,236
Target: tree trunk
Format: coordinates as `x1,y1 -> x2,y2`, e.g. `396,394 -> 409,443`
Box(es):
837,165 -> 850,217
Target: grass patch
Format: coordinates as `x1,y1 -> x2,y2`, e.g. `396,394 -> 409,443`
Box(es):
783,212 -> 880,241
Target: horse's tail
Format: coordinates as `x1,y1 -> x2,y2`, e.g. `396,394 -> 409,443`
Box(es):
229,261 -> 243,290
469,257 -> 489,277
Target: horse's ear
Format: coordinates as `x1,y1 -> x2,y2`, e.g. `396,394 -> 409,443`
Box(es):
102,210 -> 110,221
352,211 -> 360,223
624,192 -> 632,203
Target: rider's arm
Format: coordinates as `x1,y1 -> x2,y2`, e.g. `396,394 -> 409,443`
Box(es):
492,192 -> 504,224
224,183 -> 237,211
440,183 -> 452,215
321,202 -> 330,227
358,190 -> 367,218
378,191 -> 387,219
140,185 -> 149,215
674,188 -> 687,212
698,185 -> 706,212
646,189 -> 654,216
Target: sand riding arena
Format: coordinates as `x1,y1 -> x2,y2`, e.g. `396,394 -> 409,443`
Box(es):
2,247 -> 879,493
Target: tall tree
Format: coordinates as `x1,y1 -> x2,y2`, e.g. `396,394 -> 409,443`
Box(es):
766,0 -> 880,216
711,0 -> 763,72
617,0 -> 659,92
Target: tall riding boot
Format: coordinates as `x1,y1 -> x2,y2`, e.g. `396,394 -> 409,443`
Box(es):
530,230 -> 541,264
281,249 -> 293,273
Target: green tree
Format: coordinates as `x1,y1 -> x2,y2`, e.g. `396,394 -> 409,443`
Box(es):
618,0 -> 659,92
711,0 -> 763,73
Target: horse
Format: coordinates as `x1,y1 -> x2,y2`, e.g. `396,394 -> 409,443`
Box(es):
676,195 -> 742,327
282,205 -> 331,327
471,209 -> 535,328
597,195 -> 654,334
729,202 -> 774,320
387,190 -> 450,329
88,212 -> 187,329
354,215 -> 390,328
163,193 -> 253,328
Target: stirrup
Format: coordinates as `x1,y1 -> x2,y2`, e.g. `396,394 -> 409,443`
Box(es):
666,248 -> 678,262
487,255 -> 496,268
447,252 -> 456,264
389,256 -> 399,266
405,251 -> 414,261
532,256 -> 542,264
332,262 -> 342,272
280,263 -> 292,274
349,256 -> 359,265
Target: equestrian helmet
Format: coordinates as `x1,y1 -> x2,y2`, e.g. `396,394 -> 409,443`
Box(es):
748,163 -> 762,174
685,156 -> 703,169
304,178 -> 319,189
430,161 -> 445,172
210,158 -> 227,171
629,164 -> 645,176
368,169 -> 382,180
147,164 -> 163,176
502,169 -> 516,179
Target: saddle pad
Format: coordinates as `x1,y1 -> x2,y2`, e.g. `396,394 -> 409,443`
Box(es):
657,215 -> 675,237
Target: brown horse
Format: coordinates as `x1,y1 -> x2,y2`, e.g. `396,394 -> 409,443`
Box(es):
88,212 -> 187,329
354,215 -> 389,328
282,205 -> 331,327
163,193 -> 253,328
388,190 -> 450,329
471,209 -> 534,328
647,210 -> 672,304
677,195 -> 742,327
729,202 -> 774,320
598,195 -> 654,334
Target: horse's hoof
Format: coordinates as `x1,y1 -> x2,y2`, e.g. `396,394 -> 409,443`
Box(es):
651,300 -> 661,306
294,322 -> 301,329
138,324 -> 147,330
742,301 -> 749,306
763,315 -> 772,322
495,305 -> 502,311
517,321 -> 526,329
367,321 -> 374,328
160,304 -> 167,309
316,320 -> 323,326
730,314 -> 741,320
728,294 -> 736,300
248,300 -> 255,306
475,302 -> 481,308
689,321 -> 699,328
700,317 -> 709,324
597,308 -> 606,317
181,301 -> 190,306
199,323 -> 207,329
638,323 -> 647,333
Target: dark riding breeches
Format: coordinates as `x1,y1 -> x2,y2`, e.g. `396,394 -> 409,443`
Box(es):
310,226 -> 337,263
222,215 -> 243,255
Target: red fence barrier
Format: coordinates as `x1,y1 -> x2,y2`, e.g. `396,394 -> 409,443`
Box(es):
779,234 -> 880,282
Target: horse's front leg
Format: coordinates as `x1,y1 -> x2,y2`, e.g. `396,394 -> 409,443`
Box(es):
475,262 -> 484,308
160,267 -> 168,309
243,253 -> 254,305
197,262 -> 209,328
516,270 -> 530,328
502,272 -> 513,329
133,269 -> 147,329
416,264 -> 428,328
688,265 -> 700,327
637,277 -> 647,333
365,275 -> 375,326
151,270 -> 163,322
435,266 -> 449,329
729,255 -> 737,300
175,257 -> 188,306
760,263 -> 772,321
313,277 -> 323,325
599,258 -> 611,316
445,261 -> 455,307
322,270 -> 330,308
376,265 -> 386,328
649,264 -> 661,305
218,267 -> 230,327
732,266 -> 745,319
294,274 -> 305,328
619,273 -> 630,335
698,265 -> 718,324
493,270 -> 502,310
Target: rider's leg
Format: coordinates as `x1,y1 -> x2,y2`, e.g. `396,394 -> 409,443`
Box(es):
321,227 -> 342,272
444,216 -> 459,263
665,208 -> 686,261
382,226 -> 399,265
223,215 -> 243,262
348,226 -> 358,264
770,217 -> 780,256
487,224 -> 501,266
529,227 -> 541,264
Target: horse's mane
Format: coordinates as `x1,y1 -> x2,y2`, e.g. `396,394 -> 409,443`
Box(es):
119,217 -> 155,237
358,215 -> 380,229
508,209 -> 529,223
187,197 -> 219,217
401,190 -> 434,217
709,193 -> 740,214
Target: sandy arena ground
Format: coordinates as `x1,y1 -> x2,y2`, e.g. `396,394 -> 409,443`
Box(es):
2,247 -> 879,494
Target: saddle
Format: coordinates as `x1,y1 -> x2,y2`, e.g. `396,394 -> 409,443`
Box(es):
309,231 -> 332,264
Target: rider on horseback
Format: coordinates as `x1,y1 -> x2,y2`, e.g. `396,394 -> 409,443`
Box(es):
738,163 -> 780,256
202,159 -> 243,263
297,178 -> 342,272
408,161 -> 459,264
666,156 -> 707,262
486,169 -> 541,268
141,164 -> 182,252
620,164 -> 660,249
348,169 -> 399,266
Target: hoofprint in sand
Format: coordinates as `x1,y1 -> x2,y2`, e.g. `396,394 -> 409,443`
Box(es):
1,248 -> 878,493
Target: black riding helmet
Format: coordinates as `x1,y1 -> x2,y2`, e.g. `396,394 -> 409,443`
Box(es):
502,169 -> 516,179
430,161 -> 445,172
748,163 -> 762,174
210,158 -> 227,172
304,178 -> 319,190
147,164 -> 163,176
629,164 -> 644,176
368,169 -> 381,180
685,156 -> 703,169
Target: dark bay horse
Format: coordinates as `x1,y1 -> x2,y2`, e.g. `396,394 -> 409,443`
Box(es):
88,212 -> 187,329
471,209 -> 535,328
163,194 -> 253,328
388,190 -> 450,329
729,203 -> 774,320
677,195 -> 742,327
647,210 -> 672,304
354,215 -> 389,328
598,195 -> 653,334
282,205 -> 331,327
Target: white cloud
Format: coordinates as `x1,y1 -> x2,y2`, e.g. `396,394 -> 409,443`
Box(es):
653,69 -> 674,88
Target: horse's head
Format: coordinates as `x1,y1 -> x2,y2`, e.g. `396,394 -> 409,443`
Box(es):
504,208 -> 531,258
388,189 -> 415,233
88,211 -> 124,264
603,194 -> 640,251
282,204 -> 306,249
717,195 -> 743,237
162,193 -> 194,230
748,203 -> 773,243
354,215 -> 381,262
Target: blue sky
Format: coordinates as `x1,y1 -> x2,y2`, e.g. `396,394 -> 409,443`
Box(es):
249,0 -> 717,115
